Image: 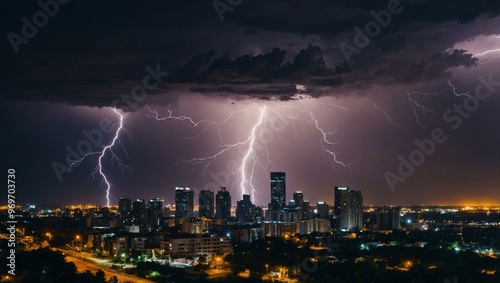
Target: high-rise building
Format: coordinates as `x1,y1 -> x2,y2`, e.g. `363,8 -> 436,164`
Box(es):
236,194 -> 257,224
333,186 -> 348,218
148,198 -> 164,227
316,202 -> 329,219
270,172 -> 286,212
334,187 -> 363,230
376,207 -> 401,230
302,200 -> 310,219
293,191 -> 310,220
293,191 -> 303,207
199,190 -> 214,218
215,187 -> 231,221
132,199 -> 147,226
175,187 -> 194,218
118,198 -> 131,214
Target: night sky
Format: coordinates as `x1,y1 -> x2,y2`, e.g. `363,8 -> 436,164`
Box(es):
2,0 -> 500,207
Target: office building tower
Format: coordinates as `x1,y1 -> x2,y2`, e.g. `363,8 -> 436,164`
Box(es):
270,172 -> 286,212
316,202 -> 330,219
302,200 -> 310,219
294,191 -> 311,220
118,198 -> 131,214
132,199 -> 147,226
199,190 -> 214,218
148,198 -> 164,227
216,187 -> 231,221
175,187 -> 194,218
236,194 -> 257,224
334,186 -> 348,218
293,191 -> 304,207
334,187 -> 363,230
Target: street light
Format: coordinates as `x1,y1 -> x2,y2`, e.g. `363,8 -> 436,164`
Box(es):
121,253 -> 126,269
265,264 -> 269,274
76,235 -> 83,252
46,233 -> 51,241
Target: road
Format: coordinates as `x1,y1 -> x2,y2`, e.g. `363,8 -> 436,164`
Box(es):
206,269 -> 230,279
59,250 -> 154,283
0,234 -> 153,282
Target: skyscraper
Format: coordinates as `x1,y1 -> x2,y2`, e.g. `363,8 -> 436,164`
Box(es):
316,202 -> 329,219
199,190 -> 214,218
293,191 -> 304,207
132,199 -> 146,226
334,186 -> 363,230
236,194 -> 257,224
118,198 -> 131,214
333,186 -> 348,218
175,187 -> 194,218
148,198 -> 164,227
293,191 -> 309,219
302,200 -> 310,219
215,187 -> 231,221
270,172 -> 286,211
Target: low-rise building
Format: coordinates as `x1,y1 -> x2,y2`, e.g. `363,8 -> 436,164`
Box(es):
160,235 -> 231,258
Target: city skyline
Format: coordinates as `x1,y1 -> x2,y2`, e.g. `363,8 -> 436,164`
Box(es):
5,167 -> 500,207
19,181 -> 500,209
7,167 -> 500,207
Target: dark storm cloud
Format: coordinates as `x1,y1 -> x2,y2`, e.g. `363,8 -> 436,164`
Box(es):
1,0 -> 498,107
189,84 -> 299,97
230,0 -> 500,34
171,45 -> 477,98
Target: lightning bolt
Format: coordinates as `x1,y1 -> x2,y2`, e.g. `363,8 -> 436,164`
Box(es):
307,110 -> 350,169
447,80 -> 471,97
409,91 -> 441,96
149,105 -> 268,200
149,102 -> 349,202
376,91 -> 440,128
475,48 -> 500,64
148,107 -> 215,139
149,106 -> 253,141
168,106 -> 271,201
263,102 -> 351,171
68,108 -> 129,207
148,107 -> 210,127
361,97 -> 399,126
406,92 -> 435,128
291,102 -> 350,169
240,106 -> 267,202
476,48 -> 500,57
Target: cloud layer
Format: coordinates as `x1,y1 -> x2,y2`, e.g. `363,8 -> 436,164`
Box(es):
1,0 -> 498,107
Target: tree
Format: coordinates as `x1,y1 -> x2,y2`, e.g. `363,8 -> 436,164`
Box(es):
95,270 -> 106,283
